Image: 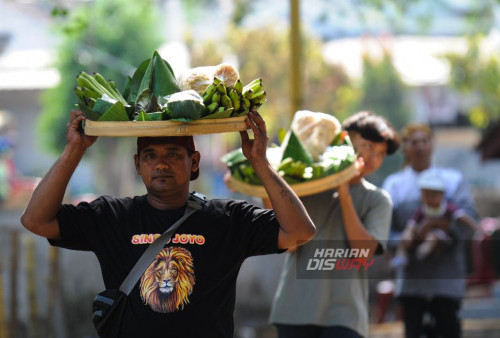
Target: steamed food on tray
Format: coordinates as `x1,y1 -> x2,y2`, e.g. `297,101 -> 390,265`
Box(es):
222,110 -> 358,197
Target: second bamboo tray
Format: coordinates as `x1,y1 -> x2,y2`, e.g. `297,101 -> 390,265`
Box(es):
226,162 -> 358,198
84,116 -> 248,137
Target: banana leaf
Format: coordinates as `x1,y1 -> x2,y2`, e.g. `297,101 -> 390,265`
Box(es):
127,59 -> 150,103
97,102 -> 129,121
135,59 -> 155,111
92,97 -> 115,116
169,118 -> 194,122
337,155 -> 356,171
137,59 -> 154,97
134,51 -> 180,114
232,168 -> 243,181
151,51 -> 179,97
234,111 -> 250,117
201,108 -> 233,119
161,55 -> 176,78
135,88 -> 160,113
121,75 -> 132,103
157,95 -> 169,109
125,104 -> 135,120
310,164 -> 325,179
282,176 -> 303,185
134,111 -> 152,121
76,103 -> 101,121
321,145 -> 356,175
237,164 -> 261,185
330,131 -> 343,146
166,90 -> 205,120
220,148 -> 247,167
148,112 -> 166,121
281,130 -> 313,165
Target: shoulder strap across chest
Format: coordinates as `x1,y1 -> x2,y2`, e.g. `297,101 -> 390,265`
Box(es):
119,191 -> 206,294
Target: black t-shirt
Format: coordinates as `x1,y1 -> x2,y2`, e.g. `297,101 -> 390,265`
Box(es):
51,195 -> 282,337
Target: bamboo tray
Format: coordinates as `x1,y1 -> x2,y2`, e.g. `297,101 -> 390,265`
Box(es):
226,162 -> 358,198
84,116 -> 248,137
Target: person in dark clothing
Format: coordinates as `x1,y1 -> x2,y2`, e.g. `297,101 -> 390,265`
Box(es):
21,109 -> 316,337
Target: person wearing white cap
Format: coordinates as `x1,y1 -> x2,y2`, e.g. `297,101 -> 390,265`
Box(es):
391,168 -> 476,268
391,168 -> 476,338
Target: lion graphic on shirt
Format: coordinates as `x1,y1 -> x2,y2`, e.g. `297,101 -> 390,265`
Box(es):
140,246 -> 195,313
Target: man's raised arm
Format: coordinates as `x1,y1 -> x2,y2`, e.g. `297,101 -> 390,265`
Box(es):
21,111 -> 97,239
240,111 -> 316,250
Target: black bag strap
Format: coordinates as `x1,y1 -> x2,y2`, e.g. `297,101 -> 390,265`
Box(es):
119,191 -> 206,295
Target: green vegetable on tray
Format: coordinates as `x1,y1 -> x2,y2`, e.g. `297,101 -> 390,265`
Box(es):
74,50 -> 267,122
74,71 -> 131,122
221,128 -> 357,186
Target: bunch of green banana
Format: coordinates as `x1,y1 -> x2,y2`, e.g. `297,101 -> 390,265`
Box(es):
75,71 -> 128,109
201,77 -> 267,116
74,71 -> 130,121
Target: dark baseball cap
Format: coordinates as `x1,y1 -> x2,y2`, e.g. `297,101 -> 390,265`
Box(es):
136,136 -> 199,180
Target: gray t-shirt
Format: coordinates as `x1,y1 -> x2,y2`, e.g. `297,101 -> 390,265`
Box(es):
269,179 -> 392,337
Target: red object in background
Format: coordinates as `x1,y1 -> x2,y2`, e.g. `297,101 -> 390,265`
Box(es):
3,175 -> 41,210
375,280 -> 403,323
376,280 -> 394,323
1,157 -> 41,210
467,218 -> 499,287
70,193 -> 98,205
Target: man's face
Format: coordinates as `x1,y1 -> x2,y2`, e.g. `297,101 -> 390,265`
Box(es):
134,143 -> 200,194
403,130 -> 433,166
350,132 -> 387,177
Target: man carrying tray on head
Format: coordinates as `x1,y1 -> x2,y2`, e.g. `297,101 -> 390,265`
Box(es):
20,109 -> 316,337
270,111 -> 400,338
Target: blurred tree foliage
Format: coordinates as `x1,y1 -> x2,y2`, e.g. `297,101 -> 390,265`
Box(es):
186,23 -> 408,185
358,52 -> 411,131
187,25 -> 358,149
182,0 -> 499,131
181,0 -> 256,26
39,0 -> 163,154
443,35 -> 500,129
39,0 -> 163,196
351,52 -> 409,184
